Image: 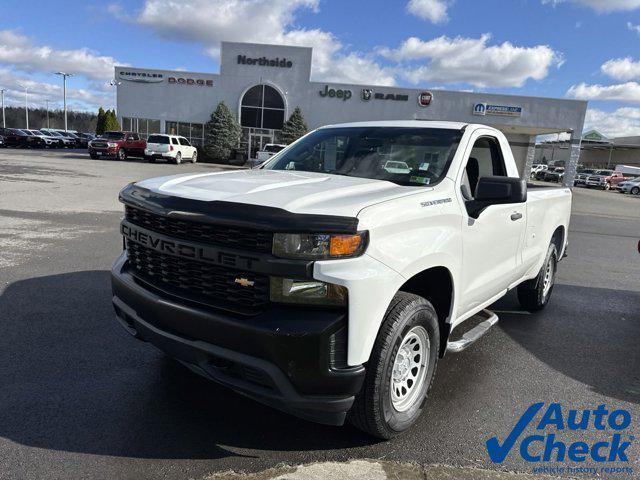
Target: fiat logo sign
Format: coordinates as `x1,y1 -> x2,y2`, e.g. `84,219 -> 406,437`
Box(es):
418,91 -> 433,107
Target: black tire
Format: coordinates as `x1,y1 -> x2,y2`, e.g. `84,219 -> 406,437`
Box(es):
174,152 -> 182,165
631,186 -> 639,195
89,153 -> 98,159
517,243 -> 557,312
191,151 -> 197,163
604,182 -> 611,191
147,156 -> 156,163
349,292 -> 439,439
117,148 -> 126,161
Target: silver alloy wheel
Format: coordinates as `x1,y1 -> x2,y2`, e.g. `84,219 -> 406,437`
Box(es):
192,151 -> 197,163
542,257 -> 555,298
390,325 -> 429,412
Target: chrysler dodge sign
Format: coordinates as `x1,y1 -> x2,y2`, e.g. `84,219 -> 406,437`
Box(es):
118,71 -> 164,83
474,103 -> 522,117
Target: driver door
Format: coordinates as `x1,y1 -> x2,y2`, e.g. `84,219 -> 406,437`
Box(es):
457,133 -> 526,317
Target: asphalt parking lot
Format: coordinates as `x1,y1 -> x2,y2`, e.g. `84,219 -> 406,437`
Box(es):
0,148 -> 639,480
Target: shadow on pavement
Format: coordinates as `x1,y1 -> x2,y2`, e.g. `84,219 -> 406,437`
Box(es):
0,271 -> 375,459
492,284 -> 640,404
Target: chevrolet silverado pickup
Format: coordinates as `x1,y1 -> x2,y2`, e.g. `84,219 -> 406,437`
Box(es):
111,121 -> 571,439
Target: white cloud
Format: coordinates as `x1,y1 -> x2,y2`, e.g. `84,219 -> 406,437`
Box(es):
601,58 -> 640,81
0,30 -> 123,81
567,82 -> 640,103
133,0 -> 394,85
380,34 -> 562,88
584,107 -> 640,137
406,0 -> 452,24
542,0 -> 640,12
0,68 -> 112,110
628,22 -> 640,34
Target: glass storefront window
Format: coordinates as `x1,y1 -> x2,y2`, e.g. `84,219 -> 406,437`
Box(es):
240,84 -> 285,130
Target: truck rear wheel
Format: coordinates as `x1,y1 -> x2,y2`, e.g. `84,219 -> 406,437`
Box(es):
349,292 -> 439,439
517,243 -> 557,311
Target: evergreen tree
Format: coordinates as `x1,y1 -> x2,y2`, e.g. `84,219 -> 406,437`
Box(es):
103,109 -> 121,132
280,106 -> 308,144
203,102 -> 241,162
95,107 -> 106,135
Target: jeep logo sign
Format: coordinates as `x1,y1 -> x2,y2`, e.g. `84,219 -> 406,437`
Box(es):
319,85 -> 352,101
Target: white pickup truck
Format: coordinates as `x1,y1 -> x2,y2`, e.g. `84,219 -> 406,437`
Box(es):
111,121 -> 571,439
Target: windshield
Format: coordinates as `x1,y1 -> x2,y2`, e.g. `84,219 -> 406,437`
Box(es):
264,127 -> 463,186
147,135 -> 170,144
103,132 -> 125,140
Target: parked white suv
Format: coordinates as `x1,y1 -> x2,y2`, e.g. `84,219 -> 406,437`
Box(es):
145,134 -> 197,164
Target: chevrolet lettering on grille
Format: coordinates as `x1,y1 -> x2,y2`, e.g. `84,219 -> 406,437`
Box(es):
121,221 -> 260,270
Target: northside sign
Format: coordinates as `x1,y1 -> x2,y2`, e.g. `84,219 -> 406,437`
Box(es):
237,55 -> 293,68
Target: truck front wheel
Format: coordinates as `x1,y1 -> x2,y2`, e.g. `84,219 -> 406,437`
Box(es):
349,292 -> 439,439
517,243 -> 557,311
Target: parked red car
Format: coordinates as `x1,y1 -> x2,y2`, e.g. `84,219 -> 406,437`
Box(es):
88,131 -> 146,160
584,170 -> 631,190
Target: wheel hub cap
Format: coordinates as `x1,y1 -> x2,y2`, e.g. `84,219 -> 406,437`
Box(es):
390,326 -> 430,412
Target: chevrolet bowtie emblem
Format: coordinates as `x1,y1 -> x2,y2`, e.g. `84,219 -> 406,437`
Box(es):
234,277 -> 255,287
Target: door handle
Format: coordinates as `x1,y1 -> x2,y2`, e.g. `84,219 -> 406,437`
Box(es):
510,212 -> 523,221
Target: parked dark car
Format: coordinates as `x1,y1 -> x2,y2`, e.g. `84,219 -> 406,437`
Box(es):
76,132 -> 95,148
0,128 -> 29,147
543,167 -> 565,183
0,134 -> 4,148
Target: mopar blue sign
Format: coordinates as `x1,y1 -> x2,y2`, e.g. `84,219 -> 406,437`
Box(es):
486,403 -> 635,477
473,103 -> 487,115
473,103 -> 522,117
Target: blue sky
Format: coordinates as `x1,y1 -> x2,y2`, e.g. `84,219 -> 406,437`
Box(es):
1,0 -> 640,136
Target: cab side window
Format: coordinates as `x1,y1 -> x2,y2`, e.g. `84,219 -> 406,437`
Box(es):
171,137 -> 179,145
178,137 -> 191,146
461,136 -> 507,199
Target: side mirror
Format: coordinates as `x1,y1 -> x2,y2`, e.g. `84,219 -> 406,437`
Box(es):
466,176 -> 527,219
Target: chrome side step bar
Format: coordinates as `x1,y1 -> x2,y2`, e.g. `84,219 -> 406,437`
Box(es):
446,309 -> 499,354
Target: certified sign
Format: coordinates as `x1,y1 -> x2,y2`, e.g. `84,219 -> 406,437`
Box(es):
418,91 -> 433,107
118,71 -> 164,83
473,103 -> 522,117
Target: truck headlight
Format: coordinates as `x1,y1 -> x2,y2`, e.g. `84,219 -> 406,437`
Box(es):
270,277 -> 347,306
272,232 -> 367,260
107,142 -> 118,147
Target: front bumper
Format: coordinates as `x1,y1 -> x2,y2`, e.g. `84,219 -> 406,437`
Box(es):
111,252 -> 365,425
90,146 -> 118,156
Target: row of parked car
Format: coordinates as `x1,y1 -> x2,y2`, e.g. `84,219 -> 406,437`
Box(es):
0,127 -> 95,149
87,131 -> 199,164
531,164 -> 640,193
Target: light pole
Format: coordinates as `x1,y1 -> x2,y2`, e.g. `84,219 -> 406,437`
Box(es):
0,88 -> 5,128
45,99 -> 50,128
109,79 -> 121,116
55,72 -> 73,131
18,84 -> 29,129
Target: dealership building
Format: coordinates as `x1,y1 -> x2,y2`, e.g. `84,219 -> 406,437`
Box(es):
115,41 -> 588,184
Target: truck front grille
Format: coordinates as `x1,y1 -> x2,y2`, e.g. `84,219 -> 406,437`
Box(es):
125,205 -> 273,253
92,141 -> 108,148
126,239 -> 270,314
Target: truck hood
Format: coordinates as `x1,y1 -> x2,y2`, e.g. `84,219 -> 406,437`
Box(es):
135,169 -> 423,217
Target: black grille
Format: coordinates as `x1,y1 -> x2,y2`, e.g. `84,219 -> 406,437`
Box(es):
126,239 -> 269,313
125,205 -> 273,253
92,141 -> 108,148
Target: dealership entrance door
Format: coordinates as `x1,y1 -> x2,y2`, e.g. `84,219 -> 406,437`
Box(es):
239,84 -> 286,159
248,131 -> 273,159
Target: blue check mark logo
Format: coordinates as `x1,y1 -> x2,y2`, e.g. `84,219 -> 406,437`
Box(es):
486,402 -> 544,463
